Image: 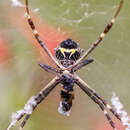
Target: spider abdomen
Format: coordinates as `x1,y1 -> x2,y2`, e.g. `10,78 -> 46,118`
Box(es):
61,74 -> 75,91
58,74 -> 75,115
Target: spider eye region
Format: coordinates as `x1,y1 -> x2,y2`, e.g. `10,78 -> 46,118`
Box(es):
61,48 -> 75,58
55,47 -> 81,61
55,38 -> 82,61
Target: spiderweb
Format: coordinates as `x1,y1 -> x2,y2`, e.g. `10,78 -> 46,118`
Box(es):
0,0 -> 130,130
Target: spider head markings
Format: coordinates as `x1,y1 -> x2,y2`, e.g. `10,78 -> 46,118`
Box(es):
55,38 -> 83,67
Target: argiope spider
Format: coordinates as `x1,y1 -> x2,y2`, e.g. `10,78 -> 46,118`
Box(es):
7,0 -> 124,130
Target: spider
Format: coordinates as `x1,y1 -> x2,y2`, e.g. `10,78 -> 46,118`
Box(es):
7,0 -> 124,130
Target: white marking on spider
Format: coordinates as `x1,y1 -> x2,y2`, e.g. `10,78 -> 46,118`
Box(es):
33,29 -> 38,35
58,101 -> 70,116
106,104 -> 112,109
100,33 -> 106,38
111,18 -> 116,24
104,110 -> 108,115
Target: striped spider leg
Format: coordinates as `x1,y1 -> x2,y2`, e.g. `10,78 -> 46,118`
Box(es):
6,76 -> 60,130
36,60 -> 122,130
67,0 -> 124,71
75,75 -> 121,121
6,0 -> 124,129
25,0 -> 65,70
74,75 -> 121,130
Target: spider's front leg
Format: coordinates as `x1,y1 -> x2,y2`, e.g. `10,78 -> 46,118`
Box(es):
25,0 -> 65,70
68,0 -> 124,70
7,76 -> 60,130
74,75 -> 120,130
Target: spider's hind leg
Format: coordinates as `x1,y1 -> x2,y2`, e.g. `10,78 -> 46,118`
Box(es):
18,76 -> 60,130
6,77 -> 60,130
75,75 -> 121,121
92,91 -> 121,121
75,80 -> 117,130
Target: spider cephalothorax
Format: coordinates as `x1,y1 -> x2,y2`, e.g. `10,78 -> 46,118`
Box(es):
7,0 -> 124,130
55,38 -> 82,67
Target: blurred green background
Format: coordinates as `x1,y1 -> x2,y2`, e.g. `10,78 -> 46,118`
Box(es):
0,0 -> 130,130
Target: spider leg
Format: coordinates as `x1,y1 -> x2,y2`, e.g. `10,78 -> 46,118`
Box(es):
73,59 -> 94,72
75,78 -> 117,130
19,76 -> 60,129
38,62 -> 61,75
25,0 -> 65,70
68,0 -> 124,70
75,75 -> 121,121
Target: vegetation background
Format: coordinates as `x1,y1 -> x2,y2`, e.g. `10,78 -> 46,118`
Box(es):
0,0 -> 130,130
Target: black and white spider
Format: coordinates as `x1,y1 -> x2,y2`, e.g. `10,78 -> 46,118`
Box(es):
7,0 -> 124,130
